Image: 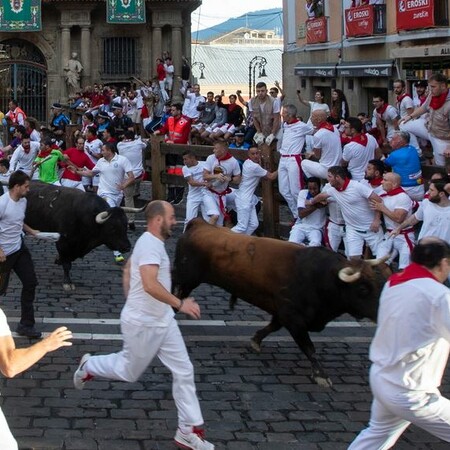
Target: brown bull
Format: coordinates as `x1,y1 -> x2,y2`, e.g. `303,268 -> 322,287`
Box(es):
173,218 -> 389,387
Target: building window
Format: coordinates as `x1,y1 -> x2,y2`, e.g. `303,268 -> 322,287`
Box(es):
103,38 -> 137,76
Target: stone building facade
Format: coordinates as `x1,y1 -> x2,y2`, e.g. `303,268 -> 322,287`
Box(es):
282,0 -> 450,119
0,0 -> 200,123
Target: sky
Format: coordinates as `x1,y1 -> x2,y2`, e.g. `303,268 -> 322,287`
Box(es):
192,0 -> 282,31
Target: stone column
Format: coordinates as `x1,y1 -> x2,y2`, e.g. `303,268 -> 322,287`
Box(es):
172,26 -> 182,99
152,26 -> 162,75
61,26 -> 71,92
81,26 -> 91,86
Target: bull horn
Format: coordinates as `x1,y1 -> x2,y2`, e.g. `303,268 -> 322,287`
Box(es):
120,205 -> 147,213
338,266 -> 361,283
365,254 -> 391,267
95,211 -> 112,224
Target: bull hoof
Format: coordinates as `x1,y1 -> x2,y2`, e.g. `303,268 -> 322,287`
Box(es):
312,375 -> 333,388
250,338 -> 261,353
63,283 -> 72,292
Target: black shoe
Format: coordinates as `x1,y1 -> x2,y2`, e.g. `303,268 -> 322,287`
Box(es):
16,324 -> 42,338
128,222 -> 136,231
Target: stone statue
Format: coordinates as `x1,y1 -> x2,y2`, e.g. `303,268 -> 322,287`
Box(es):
64,52 -> 83,97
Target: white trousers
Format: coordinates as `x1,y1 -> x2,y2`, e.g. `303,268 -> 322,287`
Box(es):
325,221 -> 346,254
346,227 -> 383,258
301,159 -> 328,180
102,194 -> 124,257
349,369 -> 450,449
61,178 -> 85,191
84,317 -> 204,428
288,223 -> 322,247
429,134 -> 450,167
376,231 -> 415,270
231,203 -> 259,235
278,156 -> 302,219
399,117 -> 430,141
184,195 -> 205,231
403,185 -> 424,202
0,407 -> 18,450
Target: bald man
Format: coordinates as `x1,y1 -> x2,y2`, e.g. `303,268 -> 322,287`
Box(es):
301,110 -> 342,180
370,172 -> 415,269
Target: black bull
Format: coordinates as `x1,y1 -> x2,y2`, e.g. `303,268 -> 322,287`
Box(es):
25,182 -> 132,290
173,219 -> 389,387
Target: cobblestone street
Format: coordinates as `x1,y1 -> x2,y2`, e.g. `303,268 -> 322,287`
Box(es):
1,185 -> 449,449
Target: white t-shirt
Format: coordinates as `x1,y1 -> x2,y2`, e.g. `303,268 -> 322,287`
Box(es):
372,104 -> 399,140
236,159 -> 267,205
322,183 -> 345,225
397,95 -> 414,118
182,92 -> 205,120
297,189 -> 327,229
279,120 -> 313,155
29,129 -> 41,142
370,277 -> 450,391
381,191 -> 412,230
204,154 -> 241,193
313,127 -> 342,168
84,138 -> 103,165
342,134 -> 378,181
359,179 -> 385,196
0,192 -> 26,256
8,141 -> 40,174
183,161 -> 206,200
93,154 -> 133,197
164,63 -> 174,80
117,139 -> 145,178
326,180 -> 375,230
122,232 -> 174,327
0,308 -> 11,337
416,200 -> 450,242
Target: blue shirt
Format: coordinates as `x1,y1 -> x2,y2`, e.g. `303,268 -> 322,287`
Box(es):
384,145 -> 422,187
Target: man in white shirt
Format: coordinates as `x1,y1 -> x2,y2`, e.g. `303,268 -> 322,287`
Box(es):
83,126 -> 103,192
164,57 -> 175,99
360,159 -> 385,195
371,95 -> 399,150
371,172 -> 415,270
78,143 -> 135,263
117,131 -> 146,230
203,141 -> 241,226
0,171 -> 40,338
278,104 -> 313,221
73,201 -> 214,450
341,117 -> 379,181
289,177 -> 327,247
392,180 -> 450,243
181,84 -> 205,121
349,238 -> 450,449
8,135 -> 40,176
322,182 -> 346,254
231,147 -> 277,235
181,151 -> 208,231
302,109 -> 341,180
308,165 -> 383,259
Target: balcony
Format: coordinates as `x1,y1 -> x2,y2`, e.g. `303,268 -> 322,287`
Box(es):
305,16 -> 328,44
397,0 -> 448,32
345,4 -> 386,38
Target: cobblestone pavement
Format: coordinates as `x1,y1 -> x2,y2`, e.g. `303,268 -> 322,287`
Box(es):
1,183 -> 449,449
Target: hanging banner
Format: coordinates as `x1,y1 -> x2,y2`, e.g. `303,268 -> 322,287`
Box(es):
306,17 -> 328,44
0,0 -> 41,32
107,0 -> 146,24
396,0 -> 435,31
345,5 -> 374,37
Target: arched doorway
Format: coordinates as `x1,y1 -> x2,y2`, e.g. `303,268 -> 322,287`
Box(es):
0,39 -> 47,122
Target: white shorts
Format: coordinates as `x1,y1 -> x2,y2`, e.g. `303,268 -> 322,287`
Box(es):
213,123 -> 236,135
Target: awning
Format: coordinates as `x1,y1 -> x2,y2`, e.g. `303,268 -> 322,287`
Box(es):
337,60 -> 394,77
294,63 -> 337,78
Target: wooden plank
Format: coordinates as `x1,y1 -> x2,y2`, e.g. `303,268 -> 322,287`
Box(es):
150,135 -> 166,200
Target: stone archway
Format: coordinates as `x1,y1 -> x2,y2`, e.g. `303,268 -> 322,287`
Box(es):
0,39 -> 47,122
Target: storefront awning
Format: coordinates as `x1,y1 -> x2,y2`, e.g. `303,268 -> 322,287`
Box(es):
294,63 -> 337,78
337,60 -> 394,77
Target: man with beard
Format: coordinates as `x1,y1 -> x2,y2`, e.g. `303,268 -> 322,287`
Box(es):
8,135 -> 40,176
360,159 -> 385,195
392,180 -> 450,243
73,201 -> 214,450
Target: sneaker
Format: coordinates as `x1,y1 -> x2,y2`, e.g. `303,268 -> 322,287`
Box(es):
16,324 -> 42,339
73,353 -> 93,390
174,427 -> 214,450
114,254 -> 125,264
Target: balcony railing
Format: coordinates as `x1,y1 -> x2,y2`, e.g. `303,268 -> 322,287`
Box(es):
345,4 -> 386,38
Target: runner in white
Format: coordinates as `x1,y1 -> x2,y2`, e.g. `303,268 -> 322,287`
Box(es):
231,147 -> 277,235
8,135 -> 40,176
322,182 -> 346,254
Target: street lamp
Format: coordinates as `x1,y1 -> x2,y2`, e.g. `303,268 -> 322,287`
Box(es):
248,56 -> 267,98
192,61 -> 205,80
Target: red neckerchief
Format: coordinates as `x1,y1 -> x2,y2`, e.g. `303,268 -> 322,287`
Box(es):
26,127 -> 32,135
227,103 -> 238,112
217,152 -> 233,162
419,94 -> 427,106
429,90 -> 449,110
107,137 -> 117,143
87,135 -> 96,143
396,93 -> 410,103
38,149 -> 52,159
370,177 -> 383,187
318,121 -> 335,132
286,118 -> 299,125
350,133 -> 368,146
336,178 -> 350,192
376,103 -> 388,115
389,262 -> 438,287
380,186 -> 405,197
